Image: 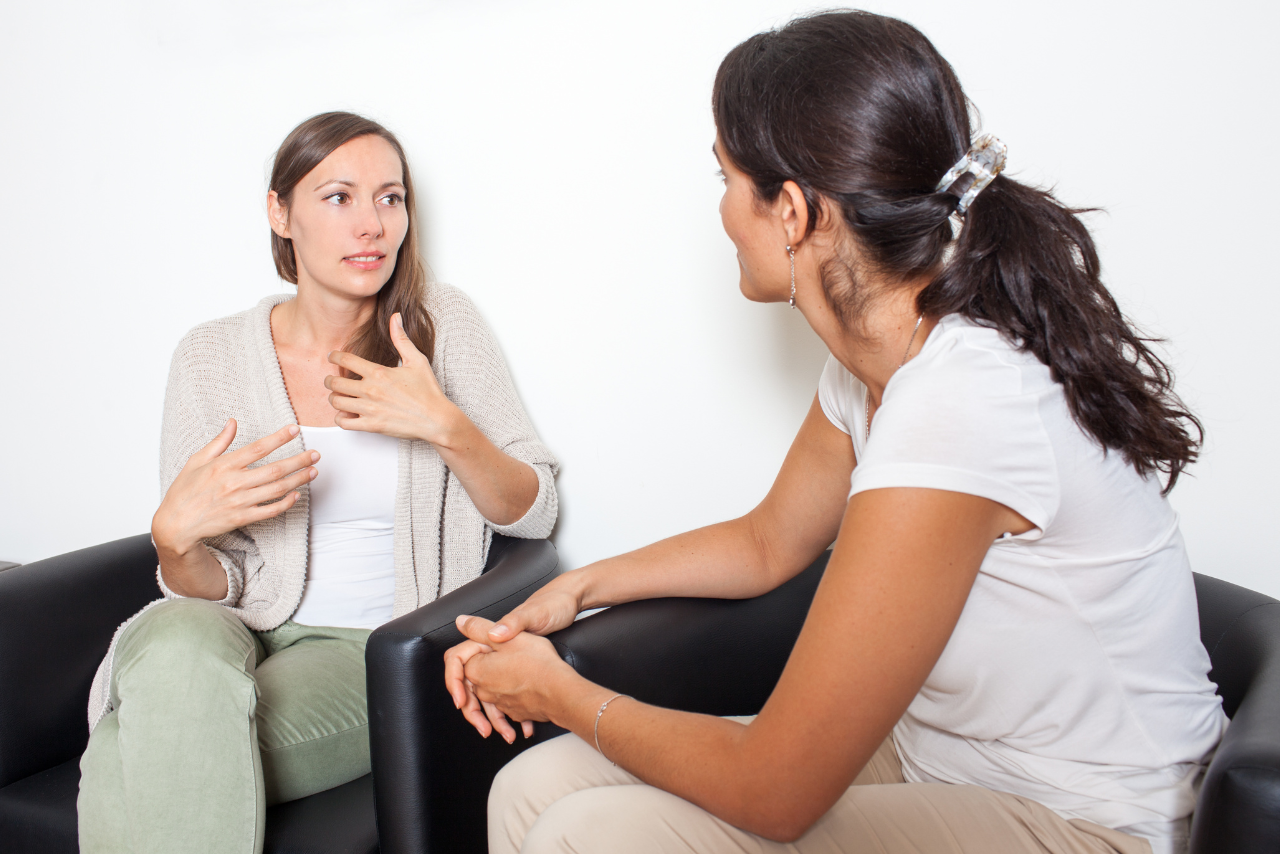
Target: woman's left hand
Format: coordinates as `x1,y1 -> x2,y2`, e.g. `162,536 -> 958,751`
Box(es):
325,313 -> 461,443
446,614 -> 577,743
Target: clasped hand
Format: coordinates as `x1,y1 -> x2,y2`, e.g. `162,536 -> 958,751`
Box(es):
324,312 -> 459,444
443,579 -> 585,742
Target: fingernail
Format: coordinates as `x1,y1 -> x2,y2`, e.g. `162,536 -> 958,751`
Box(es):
288,425 -> 299,436
225,418 -> 233,429
492,625 -> 510,638
310,451 -> 320,462
309,468 -> 317,479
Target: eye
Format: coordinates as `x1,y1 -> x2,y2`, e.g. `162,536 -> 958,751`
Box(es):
379,193 -> 403,207
323,192 -> 350,205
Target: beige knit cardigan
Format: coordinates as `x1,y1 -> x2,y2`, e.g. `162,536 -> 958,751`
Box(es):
88,283 -> 559,729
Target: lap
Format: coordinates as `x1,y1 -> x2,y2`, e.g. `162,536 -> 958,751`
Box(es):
108,604 -> 372,805
492,731 -> 1149,854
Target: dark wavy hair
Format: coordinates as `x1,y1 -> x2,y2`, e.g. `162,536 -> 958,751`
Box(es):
713,10 -> 1200,492
269,111 -> 435,366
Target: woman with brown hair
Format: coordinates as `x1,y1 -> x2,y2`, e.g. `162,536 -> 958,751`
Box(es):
444,11 -> 1224,854
76,112 -> 558,853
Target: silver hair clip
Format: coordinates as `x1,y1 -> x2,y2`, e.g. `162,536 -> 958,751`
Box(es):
936,134 -> 1007,215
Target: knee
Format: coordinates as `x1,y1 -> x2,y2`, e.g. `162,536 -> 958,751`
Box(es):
115,599 -> 253,680
523,787 -> 679,854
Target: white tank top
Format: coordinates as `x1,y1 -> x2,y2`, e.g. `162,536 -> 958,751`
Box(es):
291,425 -> 399,630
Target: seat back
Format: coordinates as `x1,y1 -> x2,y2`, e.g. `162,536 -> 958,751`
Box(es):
1190,573 -> 1280,854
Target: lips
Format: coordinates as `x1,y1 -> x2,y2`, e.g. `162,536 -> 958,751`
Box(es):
343,253 -> 385,271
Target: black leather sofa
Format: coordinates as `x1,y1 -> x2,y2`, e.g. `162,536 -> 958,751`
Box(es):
0,532 -> 559,854
4,539 -> 1277,853
390,553 -> 1280,854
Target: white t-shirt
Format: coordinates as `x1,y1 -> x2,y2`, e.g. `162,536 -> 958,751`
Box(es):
291,425 -> 399,630
818,314 -> 1227,854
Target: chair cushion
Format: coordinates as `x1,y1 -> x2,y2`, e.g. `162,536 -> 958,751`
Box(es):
0,757 -> 377,854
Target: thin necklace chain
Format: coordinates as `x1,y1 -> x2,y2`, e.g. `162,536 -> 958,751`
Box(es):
864,315 -> 924,443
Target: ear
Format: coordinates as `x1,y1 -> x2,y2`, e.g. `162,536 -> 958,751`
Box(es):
775,180 -> 810,248
267,190 -> 291,239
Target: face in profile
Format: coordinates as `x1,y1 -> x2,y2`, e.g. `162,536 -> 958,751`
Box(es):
714,137 -> 791,305
269,134 -> 410,300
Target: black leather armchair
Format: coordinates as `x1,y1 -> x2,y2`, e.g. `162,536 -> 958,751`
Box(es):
0,532 -> 559,854
404,553 -> 1280,854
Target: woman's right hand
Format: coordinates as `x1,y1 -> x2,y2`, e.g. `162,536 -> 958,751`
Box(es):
152,419 -> 318,597
484,573 -> 586,643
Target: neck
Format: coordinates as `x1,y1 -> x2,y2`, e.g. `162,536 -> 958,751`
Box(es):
271,277 -> 378,354
799,280 -> 934,406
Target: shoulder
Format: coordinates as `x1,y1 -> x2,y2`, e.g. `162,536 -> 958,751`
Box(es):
887,315 -> 1051,414
424,281 -> 483,329
424,282 -> 500,364
170,295 -> 286,369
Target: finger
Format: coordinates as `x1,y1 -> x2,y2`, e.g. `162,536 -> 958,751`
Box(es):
323,375 -> 363,397
461,679 -> 493,738
521,719 -> 534,739
239,489 -> 301,525
456,614 -> 500,644
328,349 -> 380,379
389,312 -> 424,365
244,465 -> 317,506
242,449 -> 320,490
333,412 -> 373,432
444,641 -> 493,708
483,700 -> 517,744
224,424 -> 301,468
328,392 -> 370,416
190,418 -> 238,467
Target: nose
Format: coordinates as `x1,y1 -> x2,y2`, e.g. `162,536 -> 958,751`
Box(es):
355,200 -> 384,241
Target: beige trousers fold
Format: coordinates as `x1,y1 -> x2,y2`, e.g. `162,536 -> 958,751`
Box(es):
489,723 -> 1153,854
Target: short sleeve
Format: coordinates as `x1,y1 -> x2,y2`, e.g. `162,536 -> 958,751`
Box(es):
818,354 -> 857,436
849,323 -> 1060,534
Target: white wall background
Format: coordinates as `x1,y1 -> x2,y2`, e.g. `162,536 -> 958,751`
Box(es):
2,0 -> 1277,597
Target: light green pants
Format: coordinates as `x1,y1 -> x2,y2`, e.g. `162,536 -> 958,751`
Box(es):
77,598 -> 373,854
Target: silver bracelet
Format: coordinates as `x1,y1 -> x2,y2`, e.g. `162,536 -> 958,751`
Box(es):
593,693 -> 629,766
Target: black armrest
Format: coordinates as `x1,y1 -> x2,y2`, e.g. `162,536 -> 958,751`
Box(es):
550,550 -> 827,715
0,535 -> 159,788
366,536 -> 561,854
1190,573 -> 1280,854
410,549 -> 829,854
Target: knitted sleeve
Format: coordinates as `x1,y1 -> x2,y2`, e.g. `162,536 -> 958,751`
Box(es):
431,284 -> 559,539
155,328 -> 258,606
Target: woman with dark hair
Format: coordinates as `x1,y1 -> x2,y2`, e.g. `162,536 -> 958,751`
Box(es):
444,11 -> 1223,854
76,112 -> 558,853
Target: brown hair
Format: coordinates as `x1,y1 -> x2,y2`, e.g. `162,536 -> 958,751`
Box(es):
269,111 -> 435,366
713,11 -> 1200,492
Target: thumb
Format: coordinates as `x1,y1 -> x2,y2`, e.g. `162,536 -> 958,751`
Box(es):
194,418 -> 237,464
389,313 -> 423,364
456,614 -> 499,645
488,608 -> 533,642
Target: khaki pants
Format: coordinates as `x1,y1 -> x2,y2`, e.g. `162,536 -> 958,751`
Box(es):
78,598 -> 372,854
489,722 -> 1153,854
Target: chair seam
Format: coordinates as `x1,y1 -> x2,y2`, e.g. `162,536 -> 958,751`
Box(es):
1207,601 -> 1280,659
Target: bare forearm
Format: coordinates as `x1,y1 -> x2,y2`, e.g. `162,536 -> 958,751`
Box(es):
430,407 -> 539,526
545,669 -> 780,837
153,535 -> 230,601
569,515 -> 785,611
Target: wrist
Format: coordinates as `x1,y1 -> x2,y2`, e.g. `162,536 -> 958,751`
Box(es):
421,401 -> 469,449
151,513 -> 198,559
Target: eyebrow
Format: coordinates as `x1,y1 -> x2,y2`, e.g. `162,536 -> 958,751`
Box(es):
313,179 -> 406,192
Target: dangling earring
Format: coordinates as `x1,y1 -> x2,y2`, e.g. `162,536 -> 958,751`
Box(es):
786,245 -> 796,309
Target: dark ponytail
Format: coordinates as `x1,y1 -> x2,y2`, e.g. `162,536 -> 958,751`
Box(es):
713,10 -> 1200,491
